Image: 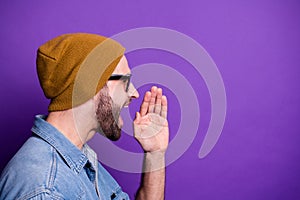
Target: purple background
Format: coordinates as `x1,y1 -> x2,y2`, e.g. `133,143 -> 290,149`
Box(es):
1,0 -> 300,199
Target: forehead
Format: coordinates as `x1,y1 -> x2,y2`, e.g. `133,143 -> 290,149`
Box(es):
112,55 -> 131,74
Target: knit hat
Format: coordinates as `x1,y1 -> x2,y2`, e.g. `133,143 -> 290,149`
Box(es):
36,33 -> 125,111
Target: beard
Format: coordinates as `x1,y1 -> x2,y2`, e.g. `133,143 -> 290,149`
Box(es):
95,86 -> 122,141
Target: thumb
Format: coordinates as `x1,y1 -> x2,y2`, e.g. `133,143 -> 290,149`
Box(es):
134,112 -> 141,123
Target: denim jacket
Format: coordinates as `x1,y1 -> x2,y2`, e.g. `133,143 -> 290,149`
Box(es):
0,115 -> 130,200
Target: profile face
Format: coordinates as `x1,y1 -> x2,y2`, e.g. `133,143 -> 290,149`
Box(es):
95,56 -> 139,141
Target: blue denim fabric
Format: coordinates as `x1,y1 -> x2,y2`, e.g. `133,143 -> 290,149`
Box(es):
0,115 -> 130,200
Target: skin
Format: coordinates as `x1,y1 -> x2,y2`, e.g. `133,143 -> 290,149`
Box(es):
95,84 -> 122,141
134,86 -> 168,200
47,56 -> 169,200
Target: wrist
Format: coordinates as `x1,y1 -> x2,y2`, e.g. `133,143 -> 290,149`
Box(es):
146,150 -> 166,158
143,151 -> 166,173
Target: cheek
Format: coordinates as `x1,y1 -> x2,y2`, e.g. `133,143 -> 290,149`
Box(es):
110,85 -> 128,106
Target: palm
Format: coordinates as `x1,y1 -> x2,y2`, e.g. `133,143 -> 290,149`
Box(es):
133,86 -> 169,153
134,113 -> 169,152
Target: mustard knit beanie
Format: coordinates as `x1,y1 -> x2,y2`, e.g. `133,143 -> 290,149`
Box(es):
36,33 -> 125,111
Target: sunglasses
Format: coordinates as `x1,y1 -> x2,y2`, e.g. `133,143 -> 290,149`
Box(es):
108,74 -> 132,92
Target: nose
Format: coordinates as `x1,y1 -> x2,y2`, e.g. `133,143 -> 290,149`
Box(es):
128,83 -> 139,99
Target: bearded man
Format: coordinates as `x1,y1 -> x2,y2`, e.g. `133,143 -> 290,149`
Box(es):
0,33 -> 169,200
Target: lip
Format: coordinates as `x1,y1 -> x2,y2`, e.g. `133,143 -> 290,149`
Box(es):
118,102 -> 129,128
123,99 -> 132,108
118,115 -> 124,128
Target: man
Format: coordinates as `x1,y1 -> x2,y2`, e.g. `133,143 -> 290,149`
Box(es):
0,33 -> 169,199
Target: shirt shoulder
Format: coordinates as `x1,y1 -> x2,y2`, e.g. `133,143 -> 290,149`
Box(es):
0,136 -> 85,200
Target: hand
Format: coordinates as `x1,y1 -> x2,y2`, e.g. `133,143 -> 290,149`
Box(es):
134,86 -> 169,153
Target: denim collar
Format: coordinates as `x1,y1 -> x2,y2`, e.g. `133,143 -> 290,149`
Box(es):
31,115 -> 89,174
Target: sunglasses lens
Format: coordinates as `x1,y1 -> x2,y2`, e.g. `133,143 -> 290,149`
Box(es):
109,74 -> 131,92
126,78 -> 130,92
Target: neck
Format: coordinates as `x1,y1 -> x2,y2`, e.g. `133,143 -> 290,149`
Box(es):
46,110 -> 97,149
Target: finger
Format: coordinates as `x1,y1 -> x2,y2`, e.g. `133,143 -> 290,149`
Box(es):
140,91 -> 151,116
134,112 -> 141,124
154,88 -> 162,114
161,95 -> 168,119
148,86 -> 157,113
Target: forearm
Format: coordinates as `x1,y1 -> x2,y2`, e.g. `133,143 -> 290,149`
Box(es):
136,151 -> 166,200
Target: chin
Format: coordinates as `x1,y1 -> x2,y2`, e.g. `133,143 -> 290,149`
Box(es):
97,126 -> 122,141
107,131 -> 121,141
